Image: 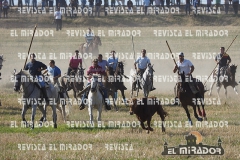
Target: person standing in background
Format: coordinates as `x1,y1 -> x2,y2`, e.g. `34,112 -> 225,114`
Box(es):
232,0 -> 239,14
225,0 -> 229,14
54,7 -> 62,31
2,0 -> 9,18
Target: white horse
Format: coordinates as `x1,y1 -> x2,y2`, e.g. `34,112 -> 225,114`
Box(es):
208,64 -> 238,101
13,69 -> 58,129
130,64 -> 155,98
87,74 -> 104,125
48,76 -> 71,123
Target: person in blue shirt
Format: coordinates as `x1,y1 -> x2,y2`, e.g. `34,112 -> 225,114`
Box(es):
107,50 -> 118,71
43,60 -> 61,85
24,53 -> 49,103
85,28 -> 94,52
133,49 -> 156,91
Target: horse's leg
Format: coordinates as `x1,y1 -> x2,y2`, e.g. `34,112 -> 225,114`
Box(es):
140,121 -> 147,130
119,89 -> 127,107
31,104 -> 37,129
38,105 -> 46,127
147,118 -> 153,133
182,104 -> 193,125
97,103 -> 102,123
56,104 -> 64,121
192,105 -> 202,121
112,91 -> 118,111
21,104 -> 28,127
216,84 -> 222,100
51,105 -> 57,128
88,104 -> 93,125
208,79 -> 215,96
233,86 -> 238,95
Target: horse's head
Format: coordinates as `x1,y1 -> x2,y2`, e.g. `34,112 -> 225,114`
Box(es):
90,74 -> 100,93
94,36 -> 102,46
145,64 -> 155,80
129,98 -> 137,115
229,64 -> 237,75
77,67 -> 85,81
0,55 -> 4,70
13,69 -> 24,92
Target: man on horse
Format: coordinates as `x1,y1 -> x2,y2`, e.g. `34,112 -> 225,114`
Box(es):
85,28 -> 95,52
107,50 -> 118,72
43,60 -> 61,85
66,50 -> 82,91
24,53 -> 49,103
133,49 -> 156,91
98,54 -> 109,72
173,52 -> 200,104
79,59 -> 111,110
215,47 -> 231,87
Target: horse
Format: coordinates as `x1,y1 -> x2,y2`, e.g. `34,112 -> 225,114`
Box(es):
60,67 -> 85,100
208,64 -> 238,101
87,74 -> 104,125
105,61 -> 129,110
130,64 -> 154,98
0,54 -> 3,70
79,36 -> 102,55
13,69 -> 58,129
177,72 -> 207,125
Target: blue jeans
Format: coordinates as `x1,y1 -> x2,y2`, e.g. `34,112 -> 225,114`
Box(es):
185,3 -> 190,14
37,75 -> 45,88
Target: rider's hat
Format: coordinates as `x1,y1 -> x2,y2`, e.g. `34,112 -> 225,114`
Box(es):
179,52 -> 184,57
75,50 -> 79,53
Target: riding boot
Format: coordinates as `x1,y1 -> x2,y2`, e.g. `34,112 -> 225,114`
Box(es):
79,93 -> 87,110
133,81 -> 137,91
41,87 -> 49,104
101,87 -> 111,110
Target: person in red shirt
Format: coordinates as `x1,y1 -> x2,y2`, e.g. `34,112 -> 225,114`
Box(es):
66,50 -> 82,90
67,50 -> 82,75
79,59 -> 111,110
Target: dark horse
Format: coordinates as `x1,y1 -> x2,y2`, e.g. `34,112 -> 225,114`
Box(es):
104,62 -> 129,110
60,67 -> 85,100
209,64 -> 238,100
177,72 -> 207,125
79,36 -> 102,55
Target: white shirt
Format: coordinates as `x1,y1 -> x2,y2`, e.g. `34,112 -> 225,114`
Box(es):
54,11 -> 62,19
135,56 -> 150,69
177,59 -> 193,74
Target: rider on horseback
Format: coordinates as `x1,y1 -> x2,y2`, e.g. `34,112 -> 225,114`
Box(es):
133,49 -> 156,91
173,52 -> 200,104
24,53 -> 49,104
79,59 -> 111,110
66,50 -> 82,91
215,47 -> 231,87
85,28 -> 94,52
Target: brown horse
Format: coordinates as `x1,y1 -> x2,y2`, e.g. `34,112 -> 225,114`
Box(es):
104,62 -> 129,111
209,64 -> 238,100
177,72 -> 207,125
79,36 -> 102,55
61,67 -> 85,100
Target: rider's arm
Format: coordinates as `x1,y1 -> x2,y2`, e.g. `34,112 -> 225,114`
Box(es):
227,55 -> 231,65
173,65 -> 178,73
134,57 -> 139,70
189,65 -> 194,75
215,54 -> 219,64
54,67 -> 61,79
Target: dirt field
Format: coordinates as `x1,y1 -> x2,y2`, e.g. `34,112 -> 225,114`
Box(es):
0,19 -> 240,159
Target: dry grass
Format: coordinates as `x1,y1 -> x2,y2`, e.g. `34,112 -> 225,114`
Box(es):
0,25 -> 240,159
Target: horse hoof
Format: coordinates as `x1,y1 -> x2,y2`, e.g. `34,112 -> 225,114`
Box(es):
149,128 -> 153,131
197,117 -> 203,121
189,120 -> 193,126
54,124 -> 57,128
